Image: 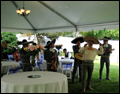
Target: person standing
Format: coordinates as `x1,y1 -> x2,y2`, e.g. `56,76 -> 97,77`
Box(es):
99,36 -> 115,80
17,39 -> 33,72
44,38 -> 59,72
78,36 -> 103,92
71,37 -> 84,84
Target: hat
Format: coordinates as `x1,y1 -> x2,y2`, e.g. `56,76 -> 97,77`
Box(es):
71,37 -> 84,44
44,38 -> 56,48
84,36 -> 99,44
101,36 -> 112,40
17,39 -> 33,45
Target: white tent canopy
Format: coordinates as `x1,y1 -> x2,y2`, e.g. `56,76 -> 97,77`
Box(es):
1,1 -> 119,34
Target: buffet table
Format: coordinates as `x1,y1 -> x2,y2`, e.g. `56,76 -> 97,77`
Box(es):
1,61 -> 20,75
1,71 -> 68,93
58,58 -> 74,70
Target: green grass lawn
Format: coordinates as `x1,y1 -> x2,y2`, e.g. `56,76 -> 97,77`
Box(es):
68,61 -> 119,93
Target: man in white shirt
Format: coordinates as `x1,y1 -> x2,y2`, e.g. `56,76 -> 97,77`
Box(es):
78,36 -> 103,92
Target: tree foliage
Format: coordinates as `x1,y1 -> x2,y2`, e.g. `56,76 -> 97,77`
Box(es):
1,31 -> 19,59
79,27 -> 119,40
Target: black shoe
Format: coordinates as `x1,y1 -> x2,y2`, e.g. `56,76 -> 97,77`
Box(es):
106,77 -> 111,80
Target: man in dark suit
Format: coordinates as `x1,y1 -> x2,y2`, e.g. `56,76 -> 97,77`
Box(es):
17,39 -> 34,72
99,36 -> 115,80
44,38 -> 59,72
71,37 -> 84,84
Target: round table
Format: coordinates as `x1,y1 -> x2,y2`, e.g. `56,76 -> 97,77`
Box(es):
1,71 -> 68,93
1,61 -> 20,75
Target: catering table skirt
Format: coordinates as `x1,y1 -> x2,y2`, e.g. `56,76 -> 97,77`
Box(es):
1,61 -> 20,75
1,71 -> 68,93
58,58 -> 74,70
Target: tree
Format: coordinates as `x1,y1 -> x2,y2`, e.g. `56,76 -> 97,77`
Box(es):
1,31 -> 19,59
79,27 -> 119,40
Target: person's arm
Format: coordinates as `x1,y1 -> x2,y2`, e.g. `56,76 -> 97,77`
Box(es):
78,44 -> 87,53
97,43 -> 104,55
108,45 -> 115,53
13,53 -> 16,61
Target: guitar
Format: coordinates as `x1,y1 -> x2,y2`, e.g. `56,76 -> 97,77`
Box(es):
75,53 -> 83,60
51,53 -> 58,70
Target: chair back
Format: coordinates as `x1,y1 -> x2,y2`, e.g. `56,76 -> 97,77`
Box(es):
18,61 -> 22,67
7,55 -> 14,61
37,59 -> 43,70
40,54 -> 44,59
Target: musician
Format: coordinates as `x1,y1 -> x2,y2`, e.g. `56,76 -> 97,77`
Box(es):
99,36 -> 115,80
44,38 -> 59,72
78,36 -> 103,92
71,37 -> 84,84
63,48 -> 72,59
17,39 -> 33,72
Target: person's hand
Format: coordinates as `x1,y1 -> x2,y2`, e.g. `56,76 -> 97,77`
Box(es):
99,43 -> 102,46
109,48 -> 115,52
84,44 -> 87,47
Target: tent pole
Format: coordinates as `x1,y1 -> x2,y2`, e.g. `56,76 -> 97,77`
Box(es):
75,26 -> 78,38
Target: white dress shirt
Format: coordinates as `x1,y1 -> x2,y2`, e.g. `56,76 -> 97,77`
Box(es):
103,44 -> 108,47
78,46 -> 103,61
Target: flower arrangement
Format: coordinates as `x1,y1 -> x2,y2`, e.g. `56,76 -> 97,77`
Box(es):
24,44 -> 44,65
54,44 -> 63,50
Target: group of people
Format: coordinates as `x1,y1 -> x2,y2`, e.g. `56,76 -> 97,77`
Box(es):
43,36 -> 114,92
1,35 -> 114,92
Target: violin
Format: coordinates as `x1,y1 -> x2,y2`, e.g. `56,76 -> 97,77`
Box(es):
51,53 -> 58,70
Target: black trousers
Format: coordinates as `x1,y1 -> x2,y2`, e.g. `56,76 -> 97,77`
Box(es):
72,59 -> 82,81
99,57 -> 110,78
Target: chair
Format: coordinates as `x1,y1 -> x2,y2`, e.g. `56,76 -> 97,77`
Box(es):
40,54 -> 44,59
18,61 -> 22,69
7,65 -> 22,75
7,55 -> 14,61
61,62 -> 72,79
37,59 -> 43,71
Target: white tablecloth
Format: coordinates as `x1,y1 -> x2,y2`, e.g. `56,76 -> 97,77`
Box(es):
58,58 -> 74,70
1,71 -> 68,93
1,61 -> 20,75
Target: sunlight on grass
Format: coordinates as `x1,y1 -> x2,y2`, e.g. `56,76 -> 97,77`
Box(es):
94,60 -> 119,66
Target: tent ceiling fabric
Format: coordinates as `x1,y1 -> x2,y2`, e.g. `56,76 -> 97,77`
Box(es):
1,1 -> 119,34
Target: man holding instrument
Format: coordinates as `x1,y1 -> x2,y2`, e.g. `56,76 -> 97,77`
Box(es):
78,36 -> 103,92
71,37 -> 84,84
44,38 -> 59,72
99,36 -> 115,80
